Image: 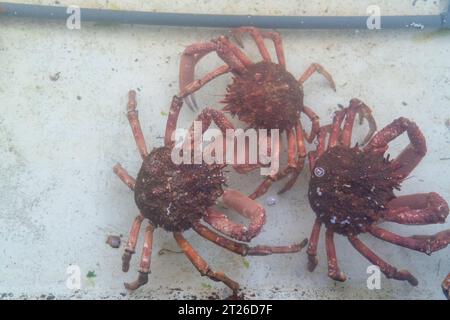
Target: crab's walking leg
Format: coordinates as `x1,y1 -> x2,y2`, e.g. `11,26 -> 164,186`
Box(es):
308,125 -> 331,171
248,134 -> 281,199
385,193 -> 449,225
124,224 -> 154,290
174,232 -> 240,293
179,65 -> 231,99
349,99 -> 377,145
369,226 -> 450,255
348,235 -> 418,286
184,107 -> 235,159
317,125 -> 331,157
328,109 -> 346,148
298,63 -> 336,91
231,27 -> 272,62
325,229 -> 347,282
286,128 -> 297,171
307,219 -> 322,272
302,106 -> 320,143
193,222 -> 307,255
278,121 -> 308,194
261,30 -> 286,67
180,38 -> 250,110
179,50 -> 208,110
179,42 -> 224,110
122,214 -> 145,272
164,96 -> 184,147
249,177 -> 274,200
340,99 -> 377,147
204,189 -> 266,242
230,130 -> 272,174
216,36 -> 253,68
126,90 -> 148,159
365,117 -> 426,179
340,103 -> 358,147
113,164 -> 136,191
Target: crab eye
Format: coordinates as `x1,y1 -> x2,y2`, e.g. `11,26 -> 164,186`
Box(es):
314,167 -> 325,177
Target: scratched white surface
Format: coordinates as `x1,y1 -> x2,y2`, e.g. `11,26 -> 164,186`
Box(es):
0,0 -> 449,300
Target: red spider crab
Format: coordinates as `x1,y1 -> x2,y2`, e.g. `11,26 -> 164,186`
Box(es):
306,99 -> 450,285
113,90 -> 306,293
177,27 -> 359,199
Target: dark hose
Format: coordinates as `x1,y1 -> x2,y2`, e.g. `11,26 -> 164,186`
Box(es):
0,2 -> 449,30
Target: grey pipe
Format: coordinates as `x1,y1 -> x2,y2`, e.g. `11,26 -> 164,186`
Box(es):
0,2 -> 449,30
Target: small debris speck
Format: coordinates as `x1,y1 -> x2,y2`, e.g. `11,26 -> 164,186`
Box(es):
201,282 -> 212,289
49,72 -> 61,81
266,196 -> 277,206
242,258 -> 250,269
106,235 -> 121,248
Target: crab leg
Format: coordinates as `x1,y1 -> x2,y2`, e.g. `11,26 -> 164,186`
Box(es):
298,63 -> 336,91
278,120 -> 308,194
126,90 -> 148,159
121,214 -> 145,272
340,103 -> 358,147
365,117 -> 427,179
203,189 -> 266,242
179,65 -> 231,99
307,219 -> 322,272
184,107 -> 235,158
180,43 -> 218,110
193,222 -> 307,256
216,36 -> 253,67
325,229 -> 347,282
317,125 -> 331,157
385,193 -> 449,225
124,224 -> 154,290
180,40 -> 247,110
308,125 -> 331,172
260,30 -> 286,67
285,128 -> 297,171
302,106 -> 321,143
328,109 -> 346,148
113,163 -> 136,191
230,130 -> 273,174
348,235 -> 418,286
248,134 -> 282,199
308,151 -> 317,174
369,226 -> 450,255
249,176 -> 275,200
340,99 -> 377,147
350,99 -> 377,145
164,96 -> 185,147
231,26 -> 272,62
230,136 -> 263,173
179,50 -> 209,110
174,232 -> 240,293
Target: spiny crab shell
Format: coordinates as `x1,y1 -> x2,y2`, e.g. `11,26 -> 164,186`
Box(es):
308,146 -> 401,235
134,146 -> 225,232
224,61 -> 303,131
